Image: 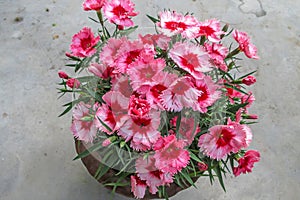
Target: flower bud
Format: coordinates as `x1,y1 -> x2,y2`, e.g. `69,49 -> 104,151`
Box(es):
58,71 -> 69,79
65,52 -> 73,58
102,138 -> 112,147
66,78 -> 80,88
242,114 -> 258,119
117,25 -> 124,30
242,75 -> 256,86
197,162 -> 208,171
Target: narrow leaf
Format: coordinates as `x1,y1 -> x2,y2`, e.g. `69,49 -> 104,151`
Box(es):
238,70 -> 257,80
73,141 -> 103,160
146,14 -> 159,23
58,104 -> 72,117
189,151 -> 202,163
214,164 -> 226,192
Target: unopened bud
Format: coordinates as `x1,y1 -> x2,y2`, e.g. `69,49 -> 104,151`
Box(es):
242,75 -> 256,86
58,71 -> 69,79
66,78 -> 80,88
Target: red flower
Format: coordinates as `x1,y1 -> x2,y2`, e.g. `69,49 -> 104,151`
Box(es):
103,0 -> 138,27
153,135 -> 190,174
195,19 -> 224,42
198,121 -> 252,160
169,42 -> 212,80
83,0 -> 106,11
233,150 -> 260,176
69,27 -> 100,57
136,155 -> 173,194
233,30 -> 259,59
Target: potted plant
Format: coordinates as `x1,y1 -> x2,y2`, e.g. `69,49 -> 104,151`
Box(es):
58,0 -> 260,199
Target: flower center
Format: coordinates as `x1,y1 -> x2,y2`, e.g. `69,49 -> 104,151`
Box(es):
165,21 -> 187,30
112,5 -> 127,17
216,128 -> 234,147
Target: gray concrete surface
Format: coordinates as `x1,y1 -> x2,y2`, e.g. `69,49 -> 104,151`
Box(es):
0,0 -> 299,199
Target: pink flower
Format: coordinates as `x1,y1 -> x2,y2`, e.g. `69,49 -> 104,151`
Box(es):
88,63 -> 114,79
139,34 -> 171,50
197,162 -> 208,171
131,175 -> 147,199
136,156 -> 173,194
66,78 -> 80,88
95,103 -> 116,134
146,72 -> 178,109
157,11 -> 198,38
191,76 -> 221,113
195,19 -> 224,42
58,71 -> 69,79
233,150 -> 260,176
103,0 -> 138,27
198,122 -> 252,160
233,30 -> 259,59
170,116 -> 200,146
71,102 -> 97,143
242,75 -> 256,86
118,97 -> 161,151
169,42 -> 212,79
83,0 -> 106,11
160,77 -> 202,112
205,43 -> 229,72
110,75 -> 133,98
114,39 -> 154,73
153,135 -> 190,174
69,27 -> 100,57
127,58 -> 166,91
241,92 -> 255,112
100,37 -> 128,66
102,91 -> 130,130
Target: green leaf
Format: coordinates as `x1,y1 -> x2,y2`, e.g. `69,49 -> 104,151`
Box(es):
119,25 -> 138,36
221,159 -> 231,173
58,104 -> 72,117
174,174 -> 184,188
175,112 -> 182,137
207,160 -> 215,185
104,182 -> 129,187
224,83 -> 248,95
227,102 -> 249,114
65,64 -> 76,67
213,163 -> 226,192
77,76 -> 98,83
94,164 -> 110,180
238,70 -> 257,80
229,156 -> 235,173
189,151 -> 202,163
88,17 -> 100,23
179,169 -> 196,188
146,14 -> 159,23
97,116 -> 112,132
73,141 -> 103,160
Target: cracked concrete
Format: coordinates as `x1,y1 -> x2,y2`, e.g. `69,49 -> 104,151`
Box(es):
0,0 -> 299,200
238,0 -> 267,17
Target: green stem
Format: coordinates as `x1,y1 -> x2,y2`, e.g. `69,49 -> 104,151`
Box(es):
226,47 -> 241,59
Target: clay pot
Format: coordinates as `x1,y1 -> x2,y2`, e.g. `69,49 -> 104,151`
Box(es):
75,139 -> 199,199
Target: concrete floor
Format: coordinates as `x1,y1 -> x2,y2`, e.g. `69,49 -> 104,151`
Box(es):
0,0 -> 299,199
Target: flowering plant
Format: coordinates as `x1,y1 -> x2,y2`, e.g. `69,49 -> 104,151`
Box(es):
58,0 -> 260,199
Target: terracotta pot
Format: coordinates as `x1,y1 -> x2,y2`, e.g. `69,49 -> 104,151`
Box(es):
75,139 -> 199,199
